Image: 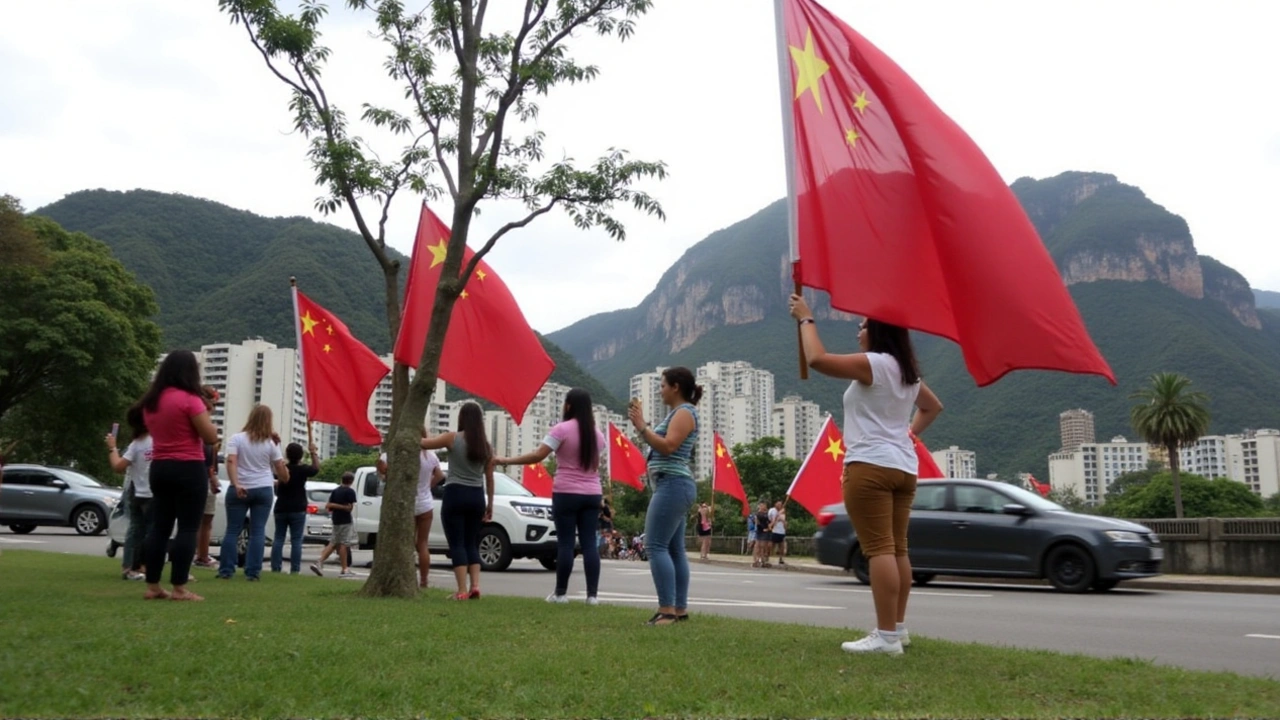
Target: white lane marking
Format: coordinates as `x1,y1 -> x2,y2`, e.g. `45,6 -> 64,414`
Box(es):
589,590 -> 843,610
0,538 -> 44,544
805,585 -> 993,599
1246,634 -> 1280,640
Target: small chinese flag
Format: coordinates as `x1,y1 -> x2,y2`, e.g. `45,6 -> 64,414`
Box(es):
293,288 -> 389,446
786,416 -> 845,517
607,422 -> 647,491
521,464 -> 553,498
1027,474 -> 1052,498
393,203 -> 554,423
712,432 -> 749,516
912,433 -> 944,479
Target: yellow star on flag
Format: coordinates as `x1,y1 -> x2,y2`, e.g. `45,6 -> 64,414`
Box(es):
428,238 -> 448,269
824,436 -> 844,463
716,443 -> 726,459
300,310 -> 319,337
853,90 -> 871,114
476,268 -> 487,281
322,344 -> 332,354
326,324 -> 334,335
845,127 -> 860,147
790,28 -> 830,114
460,290 -> 469,299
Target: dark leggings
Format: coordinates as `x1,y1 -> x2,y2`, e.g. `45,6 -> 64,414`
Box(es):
145,460 -> 208,586
442,484 -> 486,568
553,492 -> 601,596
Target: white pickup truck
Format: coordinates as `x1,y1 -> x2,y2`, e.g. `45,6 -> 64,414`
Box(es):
346,463 -> 559,571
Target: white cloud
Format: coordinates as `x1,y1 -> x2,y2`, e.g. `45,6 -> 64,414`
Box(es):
2,0 -> 1278,334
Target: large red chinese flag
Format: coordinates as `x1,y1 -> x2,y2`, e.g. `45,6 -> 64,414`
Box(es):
913,434 -> 944,479
712,433 -> 749,516
777,0 -> 1114,387
521,464 -> 553,498
607,422 -> 647,491
393,203 -> 554,422
293,288 -> 389,446
785,416 -> 845,517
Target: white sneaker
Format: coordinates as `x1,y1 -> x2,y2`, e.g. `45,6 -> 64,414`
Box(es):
586,596 -> 599,606
841,630 -> 904,655
546,593 -> 569,604
900,628 -> 911,648
338,571 -> 357,579
309,563 -> 323,577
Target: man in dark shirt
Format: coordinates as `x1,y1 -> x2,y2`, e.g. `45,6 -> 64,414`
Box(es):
310,472 -> 357,578
194,385 -> 223,567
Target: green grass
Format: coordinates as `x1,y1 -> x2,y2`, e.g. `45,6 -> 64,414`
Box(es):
1,551 -> 1277,719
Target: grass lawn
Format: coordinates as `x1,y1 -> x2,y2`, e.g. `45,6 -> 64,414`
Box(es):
1,550 -> 1277,719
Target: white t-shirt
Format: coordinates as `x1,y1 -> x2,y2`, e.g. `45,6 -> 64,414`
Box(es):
842,352 -> 922,474
772,511 -> 786,536
123,436 -> 154,499
381,451 -> 441,513
227,432 -> 284,489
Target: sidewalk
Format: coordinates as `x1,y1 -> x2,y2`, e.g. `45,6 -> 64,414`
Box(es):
696,552 -> 1280,595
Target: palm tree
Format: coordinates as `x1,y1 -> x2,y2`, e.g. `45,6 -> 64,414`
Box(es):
1129,372 -> 1211,518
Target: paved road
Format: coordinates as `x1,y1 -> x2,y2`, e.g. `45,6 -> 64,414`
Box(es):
7,528 -> 1280,679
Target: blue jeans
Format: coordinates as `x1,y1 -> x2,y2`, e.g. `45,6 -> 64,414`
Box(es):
644,473 -> 697,609
219,486 -> 273,578
123,495 -> 152,572
552,493 -> 601,596
271,511 -> 307,573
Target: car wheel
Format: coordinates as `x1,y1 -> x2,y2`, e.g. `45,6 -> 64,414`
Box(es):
478,526 -> 513,571
8,523 -> 37,535
912,573 -> 936,586
538,556 -> 557,571
849,545 -> 871,585
1045,544 -> 1096,593
1092,579 -> 1119,592
73,505 -> 107,536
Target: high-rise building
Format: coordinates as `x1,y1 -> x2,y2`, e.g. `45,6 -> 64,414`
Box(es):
931,446 -> 977,478
772,395 -> 822,460
366,353 -> 448,440
628,369 -> 665,429
1049,435 -> 1149,504
1059,408 -> 1096,451
692,362 -> 777,477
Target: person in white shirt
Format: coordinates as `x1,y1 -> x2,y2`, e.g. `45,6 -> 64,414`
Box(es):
218,405 -> 287,581
377,428 -> 445,589
106,404 -> 153,581
789,294 -> 943,655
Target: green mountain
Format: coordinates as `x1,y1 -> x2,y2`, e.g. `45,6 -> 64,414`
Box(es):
1255,289 -> 1280,310
34,189 -> 621,411
548,172 -> 1280,478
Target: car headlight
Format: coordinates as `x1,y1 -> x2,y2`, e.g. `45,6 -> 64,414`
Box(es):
510,502 -> 553,520
102,497 -> 118,507
1104,530 -> 1144,543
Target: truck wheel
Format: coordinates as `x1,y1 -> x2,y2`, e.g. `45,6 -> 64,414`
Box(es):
538,556 -> 557,571
849,545 -> 871,585
478,526 -> 513,571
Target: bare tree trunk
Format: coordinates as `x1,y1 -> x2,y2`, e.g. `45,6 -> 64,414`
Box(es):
1167,442 -> 1185,519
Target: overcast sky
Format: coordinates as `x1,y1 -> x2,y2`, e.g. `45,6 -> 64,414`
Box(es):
3,1 -> 1278,334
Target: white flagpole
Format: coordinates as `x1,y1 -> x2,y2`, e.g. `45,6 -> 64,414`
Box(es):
774,0 -> 809,379
290,277 -> 313,450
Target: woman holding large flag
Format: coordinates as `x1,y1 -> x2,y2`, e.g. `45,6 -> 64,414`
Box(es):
628,367 -> 701,626
494,388 -> 605,605
789,295 -> 943,654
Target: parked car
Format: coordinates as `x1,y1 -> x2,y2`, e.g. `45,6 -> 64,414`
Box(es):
814,478 -> 1163,592
0,464 -> 122,535
349,463 -> 558,571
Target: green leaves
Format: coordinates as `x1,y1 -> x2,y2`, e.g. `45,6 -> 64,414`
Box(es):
1129,372 -> 1212,448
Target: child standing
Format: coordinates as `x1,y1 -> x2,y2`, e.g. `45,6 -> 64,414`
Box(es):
106,404 -> 153,581
310,472 -> 358,578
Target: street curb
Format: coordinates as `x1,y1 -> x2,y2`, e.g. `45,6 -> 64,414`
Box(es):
699,558 -> 1280,595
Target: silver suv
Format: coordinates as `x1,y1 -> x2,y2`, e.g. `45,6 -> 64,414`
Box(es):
0,464 -> 122,535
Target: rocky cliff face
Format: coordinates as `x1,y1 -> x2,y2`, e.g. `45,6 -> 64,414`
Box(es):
1061,232 -> 1204,298
1201,256 -> 1262,329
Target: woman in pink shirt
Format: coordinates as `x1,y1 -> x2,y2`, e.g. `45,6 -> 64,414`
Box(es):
139,350 -> 219,601
496,388 -> 605,605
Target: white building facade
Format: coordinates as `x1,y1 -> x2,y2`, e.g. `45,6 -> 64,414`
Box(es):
932,446 -> 977,479
1179,430 -> 1280,497
772,395 -> 822,460
1049,436 -> 1151,505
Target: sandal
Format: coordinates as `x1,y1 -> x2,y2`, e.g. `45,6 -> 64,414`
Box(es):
645,612 -> 679,626
468,589 -> 481,600
452,592 -> 469,601
675,613 -> 690,622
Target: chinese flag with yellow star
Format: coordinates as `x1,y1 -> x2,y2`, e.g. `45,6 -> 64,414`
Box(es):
521,463 -> 553,498
293,289 -> 390,446
785,415 -> 845,516
778,0 -> 1114,387
712,432 -> 749,516
393,204 -> 554,423
607,422 -> 647,491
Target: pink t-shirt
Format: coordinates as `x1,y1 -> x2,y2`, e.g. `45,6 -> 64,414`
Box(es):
543,420 -> 605,495
144,387 -> 208,461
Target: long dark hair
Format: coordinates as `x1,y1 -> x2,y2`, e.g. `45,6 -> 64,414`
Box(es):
864,319 -> 921,385
141,350 -> 202,412
562,388 -> 599,471
457,402 -> 492,464
125,403 -> 148,439
661,366 -> 703,405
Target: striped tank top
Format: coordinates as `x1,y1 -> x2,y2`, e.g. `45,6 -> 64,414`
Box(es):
646,403 -> 699,479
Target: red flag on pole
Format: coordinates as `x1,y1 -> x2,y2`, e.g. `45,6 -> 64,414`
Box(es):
521,464 -> 553,498
775,0 -> 1114,387
1027,474 -> 1052,498
292,287 -> 389,446
607,422 -> 647,491
393,203 -> 554,423
912,433 -> 944,479
712,432 -> 749,516
786,416 -> 845,517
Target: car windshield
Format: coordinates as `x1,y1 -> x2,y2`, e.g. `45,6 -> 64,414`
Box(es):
494,472 -> 532,497
58,469 -> 105,487
998,483 -> 1065,511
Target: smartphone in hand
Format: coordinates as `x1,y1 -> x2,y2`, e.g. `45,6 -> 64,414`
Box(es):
110,423 -> 119,439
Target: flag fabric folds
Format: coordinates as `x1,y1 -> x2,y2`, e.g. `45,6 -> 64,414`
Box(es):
786,416 -> 845,517
393,203 -> 554,423
293,288 -> 389,446
776,0 -> 1114,387
607,422 -> 647,491
913,433 -> 944,479
521,464 -> 553,498
712,432 -> 749,516
1027,474 -> 1052,498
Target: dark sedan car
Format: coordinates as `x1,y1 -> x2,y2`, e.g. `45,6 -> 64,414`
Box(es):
814,478 -> 1162,592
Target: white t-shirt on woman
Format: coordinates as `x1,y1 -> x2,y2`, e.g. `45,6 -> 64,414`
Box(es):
227,432 -> 284,489
842,352 -> 921,474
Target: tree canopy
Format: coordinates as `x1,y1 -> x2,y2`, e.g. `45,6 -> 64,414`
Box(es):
1105,473 -> 1266,519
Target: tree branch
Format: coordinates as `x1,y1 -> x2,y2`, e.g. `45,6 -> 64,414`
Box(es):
395,20 -> 458,199
458,197 -> 562,286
